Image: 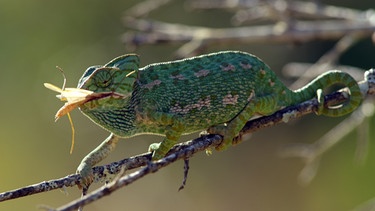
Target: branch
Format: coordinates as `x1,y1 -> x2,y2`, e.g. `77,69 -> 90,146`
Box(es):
188,0 -> 368,23
287,33 -> 364,89
123,19 -> 374,55
280,99 -> 375,185
122,0 -> 375,57
1,69 -> 374,210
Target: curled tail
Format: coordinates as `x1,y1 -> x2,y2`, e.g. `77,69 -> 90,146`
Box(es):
295,70 -> 362,117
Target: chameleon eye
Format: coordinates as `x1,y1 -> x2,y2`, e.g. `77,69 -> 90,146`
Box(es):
77,65 -> 102,88
94,68 -> 113,88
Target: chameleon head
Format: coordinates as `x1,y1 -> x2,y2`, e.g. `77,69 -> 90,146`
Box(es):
44,54 -> 139,153
76,66 -> 134,112
76,54 -> 140,113
44,54 -> 140,120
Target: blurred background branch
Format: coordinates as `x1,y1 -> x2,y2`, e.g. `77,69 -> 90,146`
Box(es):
120,1 -> 375,210
3,68 -> 374,210
0,0 -> 374,210
122,0 -> 375,185
123,0 -> 375,57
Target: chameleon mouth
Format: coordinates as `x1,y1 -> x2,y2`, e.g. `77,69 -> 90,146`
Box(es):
44,83 -> 126,121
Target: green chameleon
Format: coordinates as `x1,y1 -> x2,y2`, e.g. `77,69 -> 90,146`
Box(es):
47,51 -> 363,187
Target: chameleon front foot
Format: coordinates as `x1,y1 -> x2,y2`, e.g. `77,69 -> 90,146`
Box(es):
76,162 -> 94,189
76,134 -> 120,189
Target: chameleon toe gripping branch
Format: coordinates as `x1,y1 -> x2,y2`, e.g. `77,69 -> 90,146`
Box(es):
45,51 -> 363,188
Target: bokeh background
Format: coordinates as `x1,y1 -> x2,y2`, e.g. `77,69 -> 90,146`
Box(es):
1,1 -> 375,210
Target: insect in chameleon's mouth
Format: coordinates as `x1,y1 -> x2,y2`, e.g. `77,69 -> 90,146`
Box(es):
44,83 -> 94,120
44,83 -> 127,120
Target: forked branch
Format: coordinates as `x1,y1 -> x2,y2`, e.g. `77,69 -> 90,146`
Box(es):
1,69 -> 374,211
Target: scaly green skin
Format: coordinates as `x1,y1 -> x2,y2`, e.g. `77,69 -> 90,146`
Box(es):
74,51 -> 362,187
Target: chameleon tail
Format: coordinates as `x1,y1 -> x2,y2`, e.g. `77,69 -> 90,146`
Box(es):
293,70 -> 362,117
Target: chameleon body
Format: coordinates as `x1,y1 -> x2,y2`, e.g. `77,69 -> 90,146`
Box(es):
53,51 -> 362,187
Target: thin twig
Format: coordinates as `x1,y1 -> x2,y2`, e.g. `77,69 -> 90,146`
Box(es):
123,0 -> 172,18
280,99 -> 375,185
123,19 -> 375,57
1,69 -> 373,210
288,33 -> 365,89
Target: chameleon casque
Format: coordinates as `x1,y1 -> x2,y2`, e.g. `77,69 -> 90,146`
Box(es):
45,51 -> 362,187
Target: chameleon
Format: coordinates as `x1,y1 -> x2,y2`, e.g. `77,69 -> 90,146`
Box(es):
44,51 -> 363,188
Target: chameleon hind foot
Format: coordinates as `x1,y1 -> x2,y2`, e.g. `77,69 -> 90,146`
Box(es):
232,134 -> 244,145
207,124 -> 236,151
148,136 -> 178,160
148,142 -> 164,160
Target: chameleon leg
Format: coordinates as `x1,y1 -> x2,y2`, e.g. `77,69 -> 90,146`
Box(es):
76,133 -> 120,188
208,94 -> 278,151
148,113 -> 184,160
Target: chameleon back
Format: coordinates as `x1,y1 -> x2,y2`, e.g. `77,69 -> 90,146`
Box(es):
135,51 -> 286,134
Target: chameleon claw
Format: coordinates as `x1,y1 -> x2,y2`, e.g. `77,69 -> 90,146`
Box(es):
315,89 -> 325,115
207,125 -> 234,151
232,134 -> 243,145
199,130 -> 209,137
148,142 -> 165,160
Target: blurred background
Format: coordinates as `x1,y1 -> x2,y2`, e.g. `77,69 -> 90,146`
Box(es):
1,0 -> 375,210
